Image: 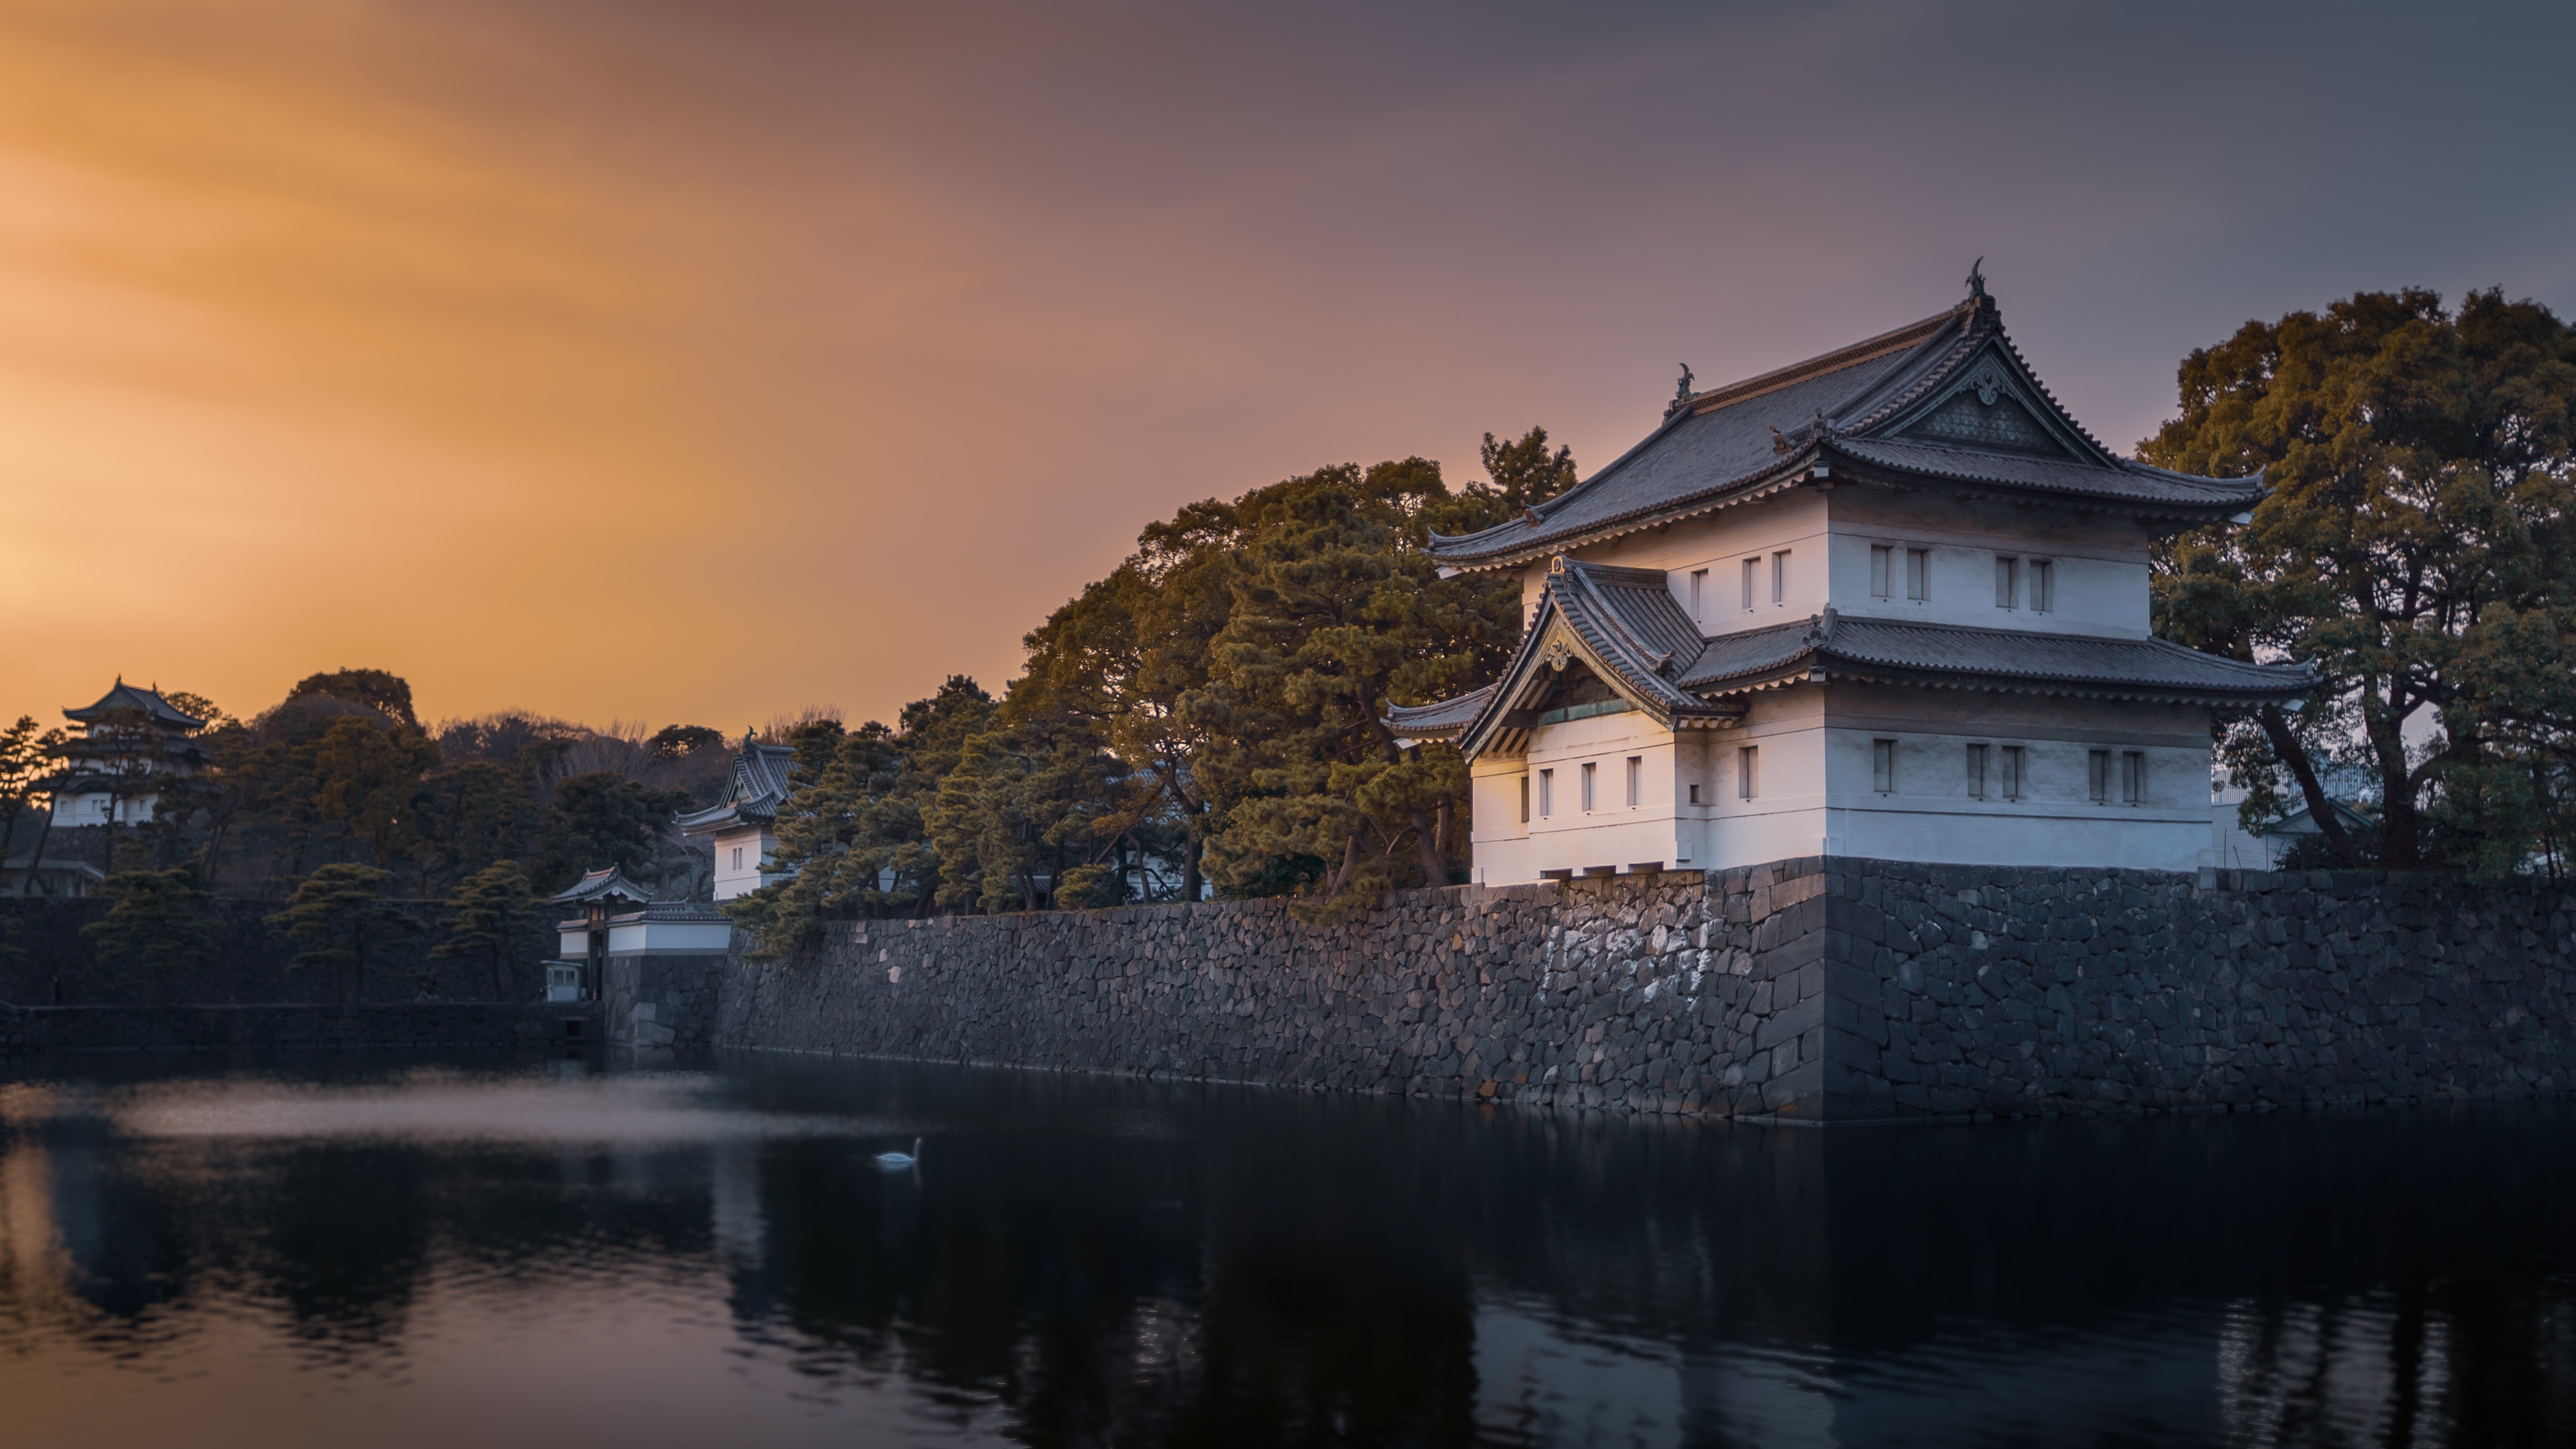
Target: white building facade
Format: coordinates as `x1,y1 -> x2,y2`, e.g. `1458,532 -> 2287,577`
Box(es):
1393,285 -> 2316,883
675,733 -> 797,901
44,680 -> 207,827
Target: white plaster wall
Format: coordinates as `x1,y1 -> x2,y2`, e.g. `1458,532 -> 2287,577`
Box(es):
1520,709 -> 1680,876
1532,491 -> 1831,638
1464,683 -> 2222,881
711,826 -> 776,901
605,920 -> 735,954
48,792 -> 160,826
1825,489 -> 2154,638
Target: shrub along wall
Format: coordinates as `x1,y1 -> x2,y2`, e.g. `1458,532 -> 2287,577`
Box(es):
715,859 -> 2576,1122
0,898 -> 534,1006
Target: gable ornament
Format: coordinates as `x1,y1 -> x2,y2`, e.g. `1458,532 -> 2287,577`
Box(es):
1542,635 -> 1573,672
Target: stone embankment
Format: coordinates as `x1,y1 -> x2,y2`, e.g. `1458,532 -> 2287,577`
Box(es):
0,1001 -> 598,1056
715,859 -> 2576,1122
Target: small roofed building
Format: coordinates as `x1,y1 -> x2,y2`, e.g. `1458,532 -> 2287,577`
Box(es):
47,680 -> 208,828
552,866 -> 653,1001
547,866 -> 731,1046
675,733 -> 797,901
1392,274 -> 2317,884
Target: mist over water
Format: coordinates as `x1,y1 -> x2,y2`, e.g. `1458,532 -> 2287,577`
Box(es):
2,1054 -> 2572,1448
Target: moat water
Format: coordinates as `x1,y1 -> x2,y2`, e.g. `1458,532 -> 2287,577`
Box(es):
1,1052 -> 2571,1448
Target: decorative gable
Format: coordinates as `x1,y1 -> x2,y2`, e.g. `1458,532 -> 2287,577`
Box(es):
1895,355 -> 2073,458
1902,386 -> 2061,455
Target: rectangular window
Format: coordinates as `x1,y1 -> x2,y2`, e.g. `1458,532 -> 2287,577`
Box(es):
2088,749 -> 2112,804
1771,550 -> 1790,605
1742,557 -> 1759,611
2123,750 -> 2147,805
1870,544 -> 1893,598
731,846 -> 743,871
1624,756 -> 1641,808
1689,568 -> 1707,621
1738,746 -> 1758,800
1995,556 -> 2019,610
2001,746 -> 2026,801
1581,761 -> 1597,811
1518,774 -> 1530,823
1966,743 -> 1988,799
1538,769 -> 1553,818
2030,559 -> 2054,613
1906,548 -> 1930,601
1873,738 -> 1897,794
1688,783 -> 1702,805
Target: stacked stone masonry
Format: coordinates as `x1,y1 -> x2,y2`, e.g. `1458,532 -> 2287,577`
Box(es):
716,859 -> 2576,1121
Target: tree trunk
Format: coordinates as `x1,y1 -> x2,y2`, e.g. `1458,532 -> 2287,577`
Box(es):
1410,809 -> 1447,889
1325,821 -> 1365,903
2258,705 -> 2359,863
22,801 -> 54,898
2364,693 -> 2421,869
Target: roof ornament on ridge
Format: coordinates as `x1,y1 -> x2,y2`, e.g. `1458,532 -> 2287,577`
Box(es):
1965,256 -> 1986,301
1665,363 -> 1696,418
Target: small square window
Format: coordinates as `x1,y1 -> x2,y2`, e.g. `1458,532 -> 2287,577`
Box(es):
1873,739 -> 1897,794
1738,746 -> 1758,801
1688,783 -> 1702,805
1966,743 -> 1988,799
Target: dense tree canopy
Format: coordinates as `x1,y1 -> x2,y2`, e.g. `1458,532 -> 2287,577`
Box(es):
729,427 -> 1575,948
2147,288 -> 2576,876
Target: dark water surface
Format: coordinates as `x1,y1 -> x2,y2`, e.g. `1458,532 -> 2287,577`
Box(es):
2,1053 -> 2573,1448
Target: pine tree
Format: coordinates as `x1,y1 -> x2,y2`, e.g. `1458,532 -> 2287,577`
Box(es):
430,860 -> 538,1000
265,863 -> 421,1005
81,868 -> 216,1001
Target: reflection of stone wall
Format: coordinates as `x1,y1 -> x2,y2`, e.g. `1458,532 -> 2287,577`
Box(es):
602,953 -> 726,1051
0,1001 -> 598,1055
717,859 -> 2576,1122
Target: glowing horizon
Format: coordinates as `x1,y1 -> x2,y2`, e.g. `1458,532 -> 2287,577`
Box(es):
2,0 -> 2569,734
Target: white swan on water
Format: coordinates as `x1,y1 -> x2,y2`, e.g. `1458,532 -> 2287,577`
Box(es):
873,1138 -> 921,1171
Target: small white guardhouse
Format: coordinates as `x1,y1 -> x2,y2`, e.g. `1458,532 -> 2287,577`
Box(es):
1391,278 -> 2317,884
675,732 -> 797,901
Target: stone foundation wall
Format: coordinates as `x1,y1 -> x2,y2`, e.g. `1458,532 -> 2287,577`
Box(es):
0,1001 -> 599,1056
714,859 -> 2576,1122
1828,861 -> 2576,1117
603,952 -> 727,1051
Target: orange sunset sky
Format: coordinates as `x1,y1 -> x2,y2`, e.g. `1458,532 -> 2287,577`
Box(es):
2,0 -> 2569,734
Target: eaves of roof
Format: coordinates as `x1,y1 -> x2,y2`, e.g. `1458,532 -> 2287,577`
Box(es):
1427,294 -> 2261,572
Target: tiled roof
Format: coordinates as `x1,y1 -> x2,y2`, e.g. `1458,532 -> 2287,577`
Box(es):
1673,609 -> 2321,701
1427,294 -> 2262,570
675,734 -> 801,833
548,866 -> 653,905
607,901 -> 729,924
64,679 -> 204,729
1385,685 -> 1495,741
1389,559 -> 2318,761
